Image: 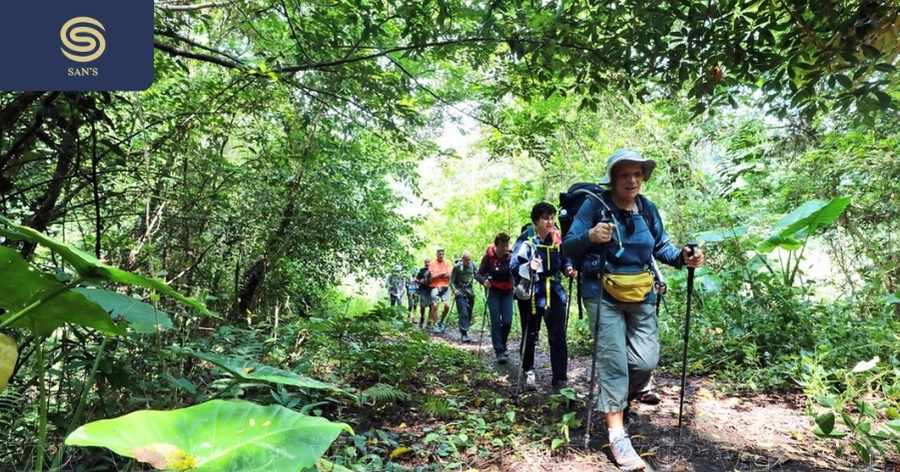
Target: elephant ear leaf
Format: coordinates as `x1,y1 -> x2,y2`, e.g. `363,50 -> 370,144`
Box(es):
65,400 -> 352,471
178,349 -> 346,394
758,197 -> 850,252
73,288 -> 173,334
0,247 -> 124,336
0,216 -> 214,317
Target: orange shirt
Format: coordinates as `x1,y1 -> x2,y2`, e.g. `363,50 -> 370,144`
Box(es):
428,259 -> 451,288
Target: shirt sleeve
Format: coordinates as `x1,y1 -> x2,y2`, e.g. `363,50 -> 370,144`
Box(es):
510,239 -> 529,277
652,206 -> 684,269
450,264 -> 459,290
475,255 -> 489,283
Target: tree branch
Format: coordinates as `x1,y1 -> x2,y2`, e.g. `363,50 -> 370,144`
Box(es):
386,55 -> 503,133
275,37 -> 503,73
153,41 -> 243,69
155,1 -> 237,12
155,30 -> 244,64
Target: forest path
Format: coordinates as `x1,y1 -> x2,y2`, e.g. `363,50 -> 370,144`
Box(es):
422,324 -> 859,472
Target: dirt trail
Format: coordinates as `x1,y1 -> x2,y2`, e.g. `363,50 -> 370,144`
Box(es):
429,326 -> 885,472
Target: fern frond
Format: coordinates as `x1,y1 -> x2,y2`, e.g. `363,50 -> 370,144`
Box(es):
422,397 -> 453,418
361,383 -> 409,404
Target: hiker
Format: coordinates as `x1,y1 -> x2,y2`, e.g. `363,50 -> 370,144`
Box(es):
386,265 -> 406,307
406,270 -> 420,318
415,258 -> 431,328
561,148 -> 705,471
427,248 -> 453,332
451,251 -> 478,342
511,202 -> 576,391
475,232 -> 514,363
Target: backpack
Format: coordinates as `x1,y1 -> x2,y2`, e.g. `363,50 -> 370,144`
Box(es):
557,183 -> 659,242
416,266 -> 431,288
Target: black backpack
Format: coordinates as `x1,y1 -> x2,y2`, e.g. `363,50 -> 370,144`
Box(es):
558,183 -> 607,239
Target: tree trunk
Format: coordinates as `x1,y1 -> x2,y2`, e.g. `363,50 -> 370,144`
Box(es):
20,96 -> 83,258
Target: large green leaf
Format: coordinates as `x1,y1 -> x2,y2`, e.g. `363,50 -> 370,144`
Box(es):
73,288 -> 174,334
0,216 -> 214,317
758,197 -> 851,252
695,225 -> 748,243
65,400 -> 351,471
0,247 -> 124,336
180,350 -> 345,394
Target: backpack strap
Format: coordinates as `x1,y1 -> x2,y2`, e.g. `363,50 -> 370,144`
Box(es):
574,188 -> 624,257
636,195 -> 660,242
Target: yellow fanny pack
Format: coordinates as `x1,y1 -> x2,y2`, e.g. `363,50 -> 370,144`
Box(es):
602,271 -> 654,303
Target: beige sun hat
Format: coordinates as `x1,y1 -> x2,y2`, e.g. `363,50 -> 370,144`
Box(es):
599,148 -> 657,185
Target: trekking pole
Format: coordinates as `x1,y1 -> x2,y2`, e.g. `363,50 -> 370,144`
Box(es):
477,284 -> 489,356
577,273 -> 583,320
564,276 -> 573,335
678,243 -> 698,435
583,279 -> 604,449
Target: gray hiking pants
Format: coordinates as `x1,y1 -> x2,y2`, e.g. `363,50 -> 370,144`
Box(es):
456,292 -> 474,334
585,298 -> 658,413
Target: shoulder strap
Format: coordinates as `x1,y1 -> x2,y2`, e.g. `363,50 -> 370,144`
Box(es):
636,195 -> 659,242
578,189 -> 624,256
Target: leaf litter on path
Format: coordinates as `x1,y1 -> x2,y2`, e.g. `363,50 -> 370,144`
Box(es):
425,327 -> 881,471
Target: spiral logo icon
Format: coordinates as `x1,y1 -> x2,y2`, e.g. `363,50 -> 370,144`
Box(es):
60,16 -> 106,63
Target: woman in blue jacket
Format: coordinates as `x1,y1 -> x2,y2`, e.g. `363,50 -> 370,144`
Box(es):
510,202 -> 576,391
561,149 -> 704,471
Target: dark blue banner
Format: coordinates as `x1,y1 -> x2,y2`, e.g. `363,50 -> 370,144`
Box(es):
0,1 -> 154,91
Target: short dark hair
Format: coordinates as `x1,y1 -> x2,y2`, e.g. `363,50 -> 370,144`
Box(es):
530,202 -> 557,223
494,232 -> 510,246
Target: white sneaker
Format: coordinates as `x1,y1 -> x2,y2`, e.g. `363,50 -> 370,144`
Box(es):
609,435 -> 646,471
524,370 -> 537,390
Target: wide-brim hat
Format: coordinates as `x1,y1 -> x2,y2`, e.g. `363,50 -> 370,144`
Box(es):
598,148 -> 656,185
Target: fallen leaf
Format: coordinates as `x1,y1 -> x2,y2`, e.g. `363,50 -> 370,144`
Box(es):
389,446 -> 412,459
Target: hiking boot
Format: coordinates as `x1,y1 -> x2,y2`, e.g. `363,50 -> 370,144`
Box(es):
461,333 -> 472,343
609,435 -> 646,471
496,352 -> 508,364
637,390 -> 661,405
524,370 -> 537,390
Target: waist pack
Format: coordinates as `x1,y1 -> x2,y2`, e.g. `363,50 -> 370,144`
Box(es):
602,271 -> 654,303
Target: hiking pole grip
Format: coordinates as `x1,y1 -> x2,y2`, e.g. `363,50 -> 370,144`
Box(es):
678,242 -> 698,433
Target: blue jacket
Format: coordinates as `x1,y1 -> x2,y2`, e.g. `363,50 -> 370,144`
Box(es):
510,229 -> 573,310
561,191 -> 683,302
